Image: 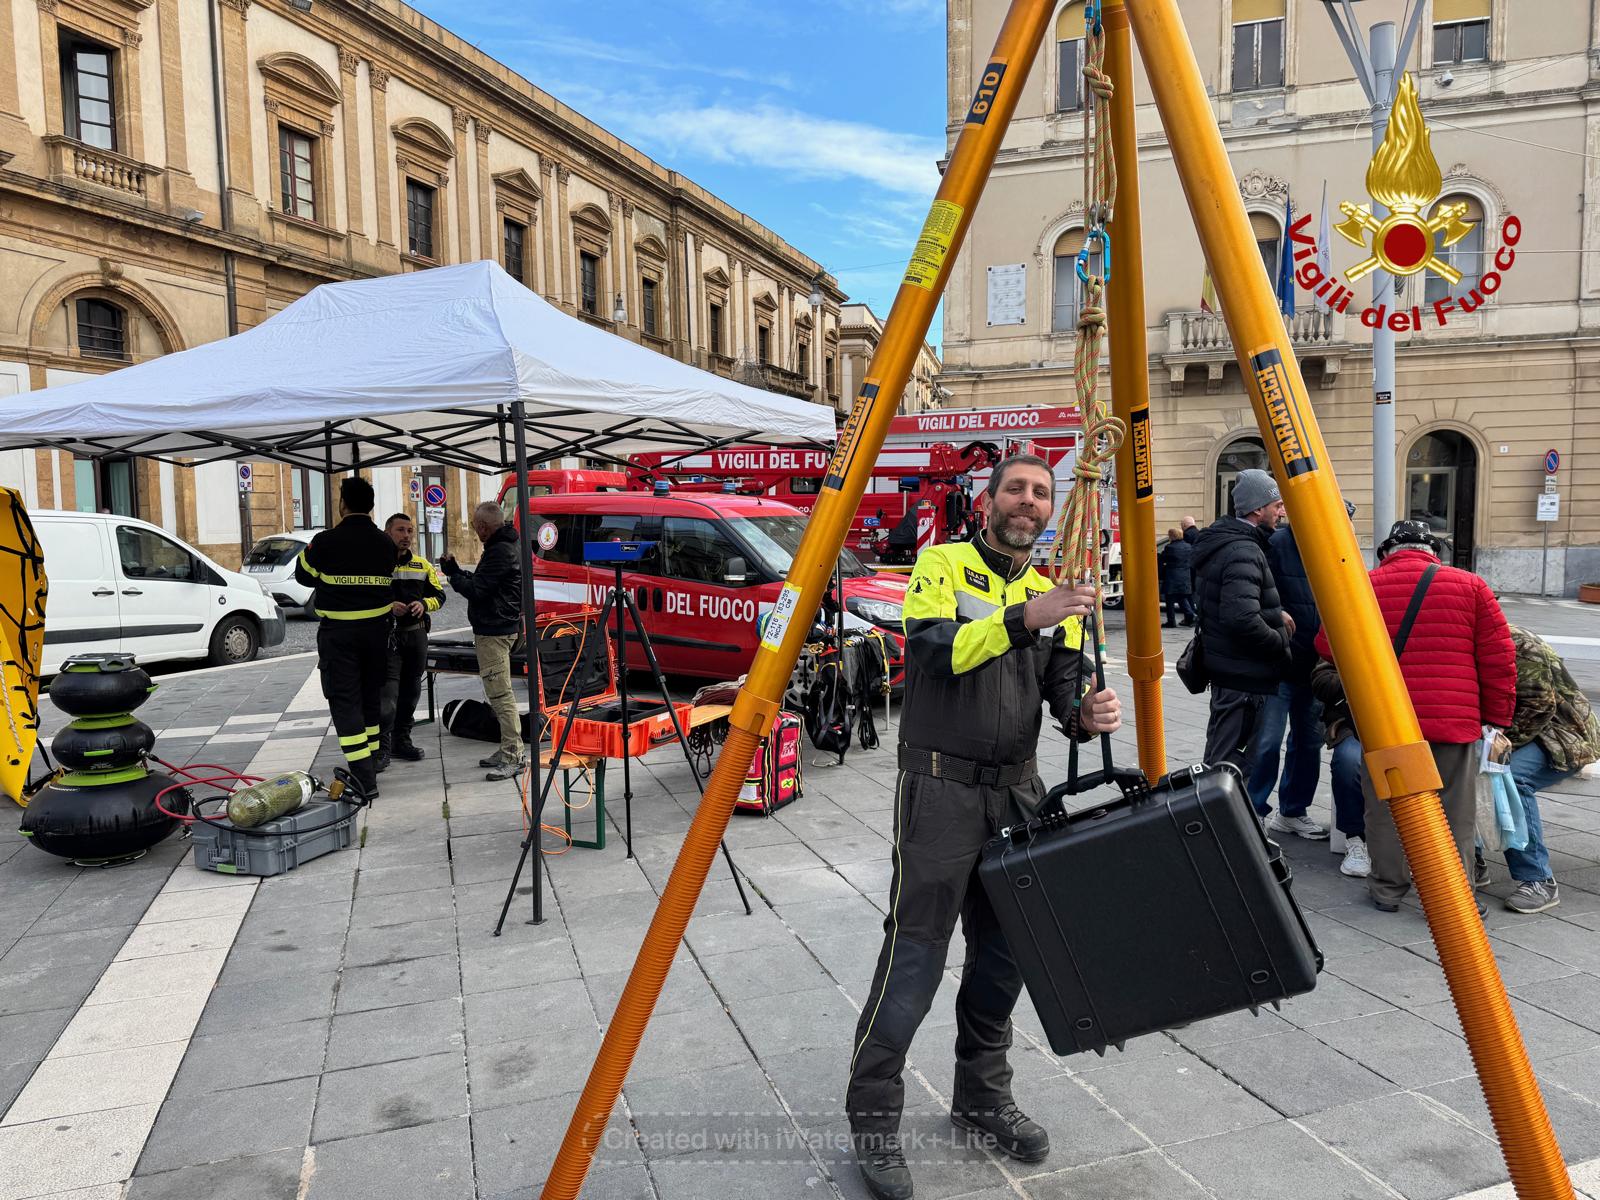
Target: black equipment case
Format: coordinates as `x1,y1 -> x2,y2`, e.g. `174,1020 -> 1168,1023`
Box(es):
979,763 -> 1322,1057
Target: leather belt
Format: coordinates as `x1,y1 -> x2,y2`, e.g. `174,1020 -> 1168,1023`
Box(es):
898,745 -> 1037,788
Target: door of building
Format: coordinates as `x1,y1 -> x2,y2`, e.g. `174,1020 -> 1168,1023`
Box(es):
1406,431 -> 1477,570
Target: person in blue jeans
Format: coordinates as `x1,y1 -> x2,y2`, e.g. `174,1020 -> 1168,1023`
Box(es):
1497,627 -> 1600,914
1245,509 -> 1349,842
1310,658 -> 1370,877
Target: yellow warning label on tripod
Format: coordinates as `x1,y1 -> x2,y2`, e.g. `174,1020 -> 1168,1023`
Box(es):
904,200 -> 964,290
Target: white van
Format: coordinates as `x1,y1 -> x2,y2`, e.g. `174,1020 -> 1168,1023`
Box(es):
32,511 -> 286,674
243,529 -> 320,616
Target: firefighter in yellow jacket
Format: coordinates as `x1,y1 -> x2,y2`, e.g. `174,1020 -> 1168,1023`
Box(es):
294,476 -> 396,798
377,511 -> 445,769
846,454 -> 1122,1200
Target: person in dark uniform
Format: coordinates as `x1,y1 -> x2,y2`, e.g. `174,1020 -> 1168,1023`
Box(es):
378,512 -> 445,769
294,477 -> 396,798
846,454 -> 1122,1200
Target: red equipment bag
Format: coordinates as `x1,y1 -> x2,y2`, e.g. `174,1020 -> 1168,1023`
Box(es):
736,711 -> 803,815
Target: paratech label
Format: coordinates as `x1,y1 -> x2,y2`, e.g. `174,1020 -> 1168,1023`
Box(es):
904,200 -> 964,291
761,584 -> 803,651
1248,347 -> 1319,478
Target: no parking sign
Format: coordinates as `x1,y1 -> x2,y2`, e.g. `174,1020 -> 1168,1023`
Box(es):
409,477 -> 422,502
424,484 -> 446,507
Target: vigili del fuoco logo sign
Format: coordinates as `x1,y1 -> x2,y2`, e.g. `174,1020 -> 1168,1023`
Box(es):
1291,72 -> 1522,332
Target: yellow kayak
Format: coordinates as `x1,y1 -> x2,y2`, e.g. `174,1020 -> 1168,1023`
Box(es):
0,489 -> 47,806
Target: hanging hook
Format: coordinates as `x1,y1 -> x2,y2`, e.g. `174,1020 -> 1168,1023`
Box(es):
1075,228 -> 1112,285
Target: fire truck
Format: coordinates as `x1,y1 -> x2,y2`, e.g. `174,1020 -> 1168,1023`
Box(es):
626,403 -> 1124,602
625,441 -> 1001,566
880,404 -> 1123,605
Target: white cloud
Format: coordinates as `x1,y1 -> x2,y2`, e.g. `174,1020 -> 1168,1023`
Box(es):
508,32 -> 794,89
623,103 -> 942,197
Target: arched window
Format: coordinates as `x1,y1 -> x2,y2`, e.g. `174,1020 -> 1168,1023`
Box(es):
1055,3 -> 1085,113
75,296 -> 126,359
1052,227 -> 1086,333
1250,211 -> 1282,283
1424,193 -> 1485,306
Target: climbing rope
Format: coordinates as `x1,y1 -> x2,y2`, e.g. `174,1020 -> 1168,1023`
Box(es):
1046,0 -> 1125,657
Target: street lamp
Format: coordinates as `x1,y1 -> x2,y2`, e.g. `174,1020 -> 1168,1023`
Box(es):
611,292 -> 626,324
1320,0 -> 1429,559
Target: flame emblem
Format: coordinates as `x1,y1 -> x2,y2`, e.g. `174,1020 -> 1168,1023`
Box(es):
1334,73 -> 1475,283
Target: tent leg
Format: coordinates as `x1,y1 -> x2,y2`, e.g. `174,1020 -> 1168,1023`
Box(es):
1104,0 -> 1166,783
1124,3 -> 1573,1197
510,400 -> 545,926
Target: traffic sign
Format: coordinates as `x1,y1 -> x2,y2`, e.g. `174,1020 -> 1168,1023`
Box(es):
1545,475 -> 1559,494
1537,493 -> 1560,522
237,463 -> 253,493
1544,449 -> 1560,475
409,477 -> 422,502
424,484 -> 446,507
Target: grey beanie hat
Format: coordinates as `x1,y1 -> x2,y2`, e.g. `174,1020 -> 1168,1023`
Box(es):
1232,468 -> 1281,516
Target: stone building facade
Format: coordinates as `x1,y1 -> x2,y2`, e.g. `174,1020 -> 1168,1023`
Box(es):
0,0 -> 842,567
838,302 -> 944,418
941,0 -> 1599,593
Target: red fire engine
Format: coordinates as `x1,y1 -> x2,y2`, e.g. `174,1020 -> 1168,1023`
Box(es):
625,441 -> 1001,566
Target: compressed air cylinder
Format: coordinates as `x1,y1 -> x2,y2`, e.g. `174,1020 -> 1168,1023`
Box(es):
227,771 -> 316,829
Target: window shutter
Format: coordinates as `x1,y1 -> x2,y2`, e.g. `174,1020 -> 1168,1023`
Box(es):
1233,0 -> 1286,23
1434,0 -> 1490,22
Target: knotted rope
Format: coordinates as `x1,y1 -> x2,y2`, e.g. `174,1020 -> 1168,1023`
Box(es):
1045,1 -> 1125,654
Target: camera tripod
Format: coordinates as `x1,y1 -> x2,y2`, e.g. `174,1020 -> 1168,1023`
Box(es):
494,550 -> 752,933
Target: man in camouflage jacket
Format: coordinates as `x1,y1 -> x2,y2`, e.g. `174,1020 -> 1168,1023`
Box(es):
1499,626 -> 1600,914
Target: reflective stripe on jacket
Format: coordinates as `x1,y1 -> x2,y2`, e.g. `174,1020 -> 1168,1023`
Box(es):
392,551 -> 446,623
899,533 -> 1093,767
294,514 -> 397,621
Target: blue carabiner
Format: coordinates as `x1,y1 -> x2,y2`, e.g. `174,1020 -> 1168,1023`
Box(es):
1084,0 -> 1103,35
1075,228 -> 1112,285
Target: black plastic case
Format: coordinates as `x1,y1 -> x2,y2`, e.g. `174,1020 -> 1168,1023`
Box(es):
978,764 -> 1323,1057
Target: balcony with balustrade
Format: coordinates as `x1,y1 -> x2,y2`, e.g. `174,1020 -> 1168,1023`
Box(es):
43,136 -> 162,204
1162,308 -> 1350,395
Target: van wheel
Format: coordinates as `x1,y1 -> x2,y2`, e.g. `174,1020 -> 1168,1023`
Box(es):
209,615 -> 259,665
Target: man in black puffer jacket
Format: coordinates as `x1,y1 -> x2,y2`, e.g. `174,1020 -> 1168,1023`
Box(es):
441,502 -> 525,779
1192,470 -> 1293,771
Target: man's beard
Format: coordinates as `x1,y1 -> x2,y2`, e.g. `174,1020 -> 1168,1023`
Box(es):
993,512 -> 1045,549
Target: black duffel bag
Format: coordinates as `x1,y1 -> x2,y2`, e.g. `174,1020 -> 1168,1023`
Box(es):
441,698 -> 543,744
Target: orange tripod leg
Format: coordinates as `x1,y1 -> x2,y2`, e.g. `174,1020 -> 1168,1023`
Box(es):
538,3 -> 1059,1195
1123,2 -> 1572,1197
1104,0 -> 1166,783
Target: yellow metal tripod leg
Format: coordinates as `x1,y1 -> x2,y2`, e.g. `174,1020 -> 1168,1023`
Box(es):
539,3 -> 1059,1195
1104,0 -> 1165,783
1123,2 -> 1572,1197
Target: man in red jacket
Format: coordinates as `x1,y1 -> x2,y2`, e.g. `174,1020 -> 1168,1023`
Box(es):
1314,521 -> 1516,911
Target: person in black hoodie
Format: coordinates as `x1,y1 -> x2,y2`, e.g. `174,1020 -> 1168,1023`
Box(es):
1191,470 -> 1293,772
441,502 -> 525,780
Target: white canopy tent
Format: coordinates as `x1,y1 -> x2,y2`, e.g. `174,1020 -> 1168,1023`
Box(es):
0,260 -> 838,925
0,260 -> 835,470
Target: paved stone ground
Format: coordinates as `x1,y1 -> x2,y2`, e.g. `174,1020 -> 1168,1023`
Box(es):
3,615 -> 1600,1200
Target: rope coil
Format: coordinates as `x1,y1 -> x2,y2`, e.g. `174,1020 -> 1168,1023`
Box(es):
1046,1 -> 1125,658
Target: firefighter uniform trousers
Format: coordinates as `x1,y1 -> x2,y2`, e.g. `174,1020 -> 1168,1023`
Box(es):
380,621 -> 429,751
318,616 -> 391,767
846,769 -> 1044,1136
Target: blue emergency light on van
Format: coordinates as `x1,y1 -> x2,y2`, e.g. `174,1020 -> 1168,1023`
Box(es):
583,541 -> 657,563
721,480 -> 738,493
652,480 -> 671,495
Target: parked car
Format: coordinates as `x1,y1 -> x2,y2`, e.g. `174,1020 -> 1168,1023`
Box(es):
503,486 -> 909,685
243,529 -> 322,616
33,511 -> 286,673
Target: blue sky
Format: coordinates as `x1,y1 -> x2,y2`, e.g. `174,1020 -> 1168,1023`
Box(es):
413,0 -> 949,344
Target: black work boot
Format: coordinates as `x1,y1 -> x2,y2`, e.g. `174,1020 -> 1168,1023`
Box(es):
391,739 -> 425,762
951,1101 -> 1049,1163
852,1131 -> 913,1200
350,758 -> 381,802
